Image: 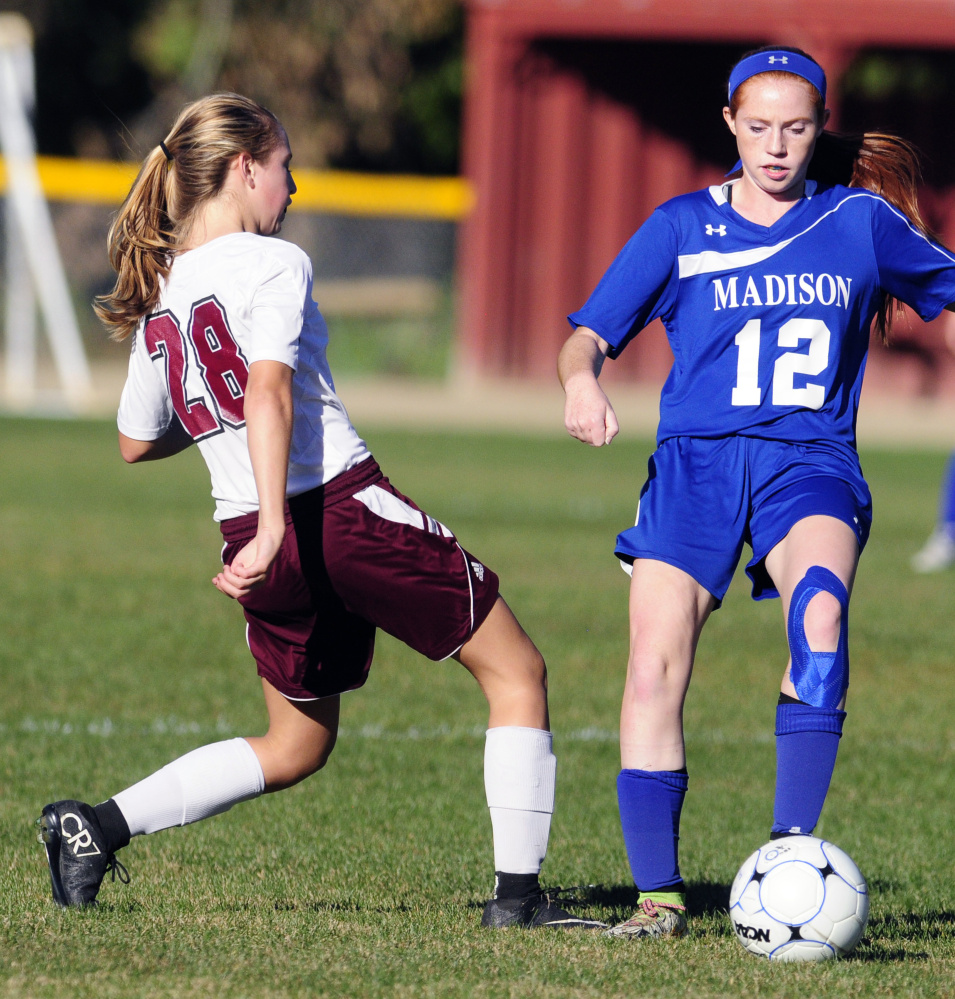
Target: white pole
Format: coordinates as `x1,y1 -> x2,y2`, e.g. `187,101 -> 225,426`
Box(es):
3,14 -> 34,406
0,13 -> 91,411
5,188 -> 35,404
4,13 -> 36,406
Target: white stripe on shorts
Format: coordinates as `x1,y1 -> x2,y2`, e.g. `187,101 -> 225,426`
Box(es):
441,540 -> 477,661
353,484 -> 453,537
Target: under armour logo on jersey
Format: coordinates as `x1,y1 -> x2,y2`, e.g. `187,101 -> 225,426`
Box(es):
768,55 -> 789,64
705,224 -> 726,237
471,561 -> 485,582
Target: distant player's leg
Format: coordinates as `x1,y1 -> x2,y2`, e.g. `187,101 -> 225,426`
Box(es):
607,558 -> 714,939
456,597 -> 606,930
764,515 -> 859,838
912,451 -> 955,572
38,680 -> 338,907
942,451 -> 955,536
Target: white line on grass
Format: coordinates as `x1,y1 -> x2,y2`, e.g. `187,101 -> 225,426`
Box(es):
4,716 -> 955,753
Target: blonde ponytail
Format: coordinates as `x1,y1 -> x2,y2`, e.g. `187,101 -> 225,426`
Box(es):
94,93 -> 283,341
93,147 -> 176,340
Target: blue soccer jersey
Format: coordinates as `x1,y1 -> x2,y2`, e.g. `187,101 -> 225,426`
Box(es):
570,181 -> 955,447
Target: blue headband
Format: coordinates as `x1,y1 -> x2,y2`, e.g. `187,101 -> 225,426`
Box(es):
728,50 -> 827,104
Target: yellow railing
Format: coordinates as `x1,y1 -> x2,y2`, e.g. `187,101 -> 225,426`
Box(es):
0,155 -> 474,220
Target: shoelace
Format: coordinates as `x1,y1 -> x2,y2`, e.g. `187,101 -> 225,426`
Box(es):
632,897 -> 686,922
106,854 -> 131,886
537,884 -> 594,907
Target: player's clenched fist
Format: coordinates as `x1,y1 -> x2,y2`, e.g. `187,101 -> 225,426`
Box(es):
557,326 -> 617,446
563,378 -> 619,447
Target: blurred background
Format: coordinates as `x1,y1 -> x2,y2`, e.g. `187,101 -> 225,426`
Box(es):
4,0 -> 955,420
0,0 -> 464,408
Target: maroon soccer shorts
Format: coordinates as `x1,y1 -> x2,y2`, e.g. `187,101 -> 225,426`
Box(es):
219,458 -> 500,700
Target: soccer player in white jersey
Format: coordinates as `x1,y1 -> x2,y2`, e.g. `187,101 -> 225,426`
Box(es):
37,93 -> 605,930
559,46 -> 955,939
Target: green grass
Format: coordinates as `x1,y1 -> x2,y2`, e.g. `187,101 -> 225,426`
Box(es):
1,416 -> 954,997
324,290 -> 455,379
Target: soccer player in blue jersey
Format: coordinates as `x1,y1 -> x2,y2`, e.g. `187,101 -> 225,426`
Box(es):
559,46 -> 955,939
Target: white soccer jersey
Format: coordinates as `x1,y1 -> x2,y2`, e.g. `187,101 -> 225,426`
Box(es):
117,232 -> 370,521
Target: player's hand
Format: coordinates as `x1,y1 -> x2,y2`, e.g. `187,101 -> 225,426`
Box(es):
563,376 -> 619,446
213,527 -> 283,599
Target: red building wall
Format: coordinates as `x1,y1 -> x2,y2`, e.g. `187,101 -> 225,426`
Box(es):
457,0 -> 955,391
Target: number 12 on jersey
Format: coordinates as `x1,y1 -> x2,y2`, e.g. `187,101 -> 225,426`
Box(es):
731,317 -> 831,410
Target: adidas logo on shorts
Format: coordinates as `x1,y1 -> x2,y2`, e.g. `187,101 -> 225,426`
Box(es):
471,561 -> 485,581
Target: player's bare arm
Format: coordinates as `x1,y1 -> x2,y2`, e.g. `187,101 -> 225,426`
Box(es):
118,417 -> 194,463
558,326 -> 619,447
213,359 -> 293,599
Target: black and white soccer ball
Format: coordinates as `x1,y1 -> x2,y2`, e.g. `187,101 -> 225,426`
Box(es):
729,835 -> 869,961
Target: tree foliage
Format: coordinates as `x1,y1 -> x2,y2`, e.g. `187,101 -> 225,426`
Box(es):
7,0 -> 463,172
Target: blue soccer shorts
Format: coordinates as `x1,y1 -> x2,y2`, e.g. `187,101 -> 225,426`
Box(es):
614,436 -> 872,604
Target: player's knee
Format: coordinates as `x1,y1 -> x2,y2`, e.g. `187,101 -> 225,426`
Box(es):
525,645 -> 547,689
266,735 -> 337,791
787,566 -> 849,709
802,589 -> 843,650
500,647 -> 547,705
625,649 -> 681,704
471,638 -> 547,693
311,734 -> 337,774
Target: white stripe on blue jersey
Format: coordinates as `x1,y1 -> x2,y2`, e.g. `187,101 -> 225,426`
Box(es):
570,181 -> 955,447
678,188 -> 955,279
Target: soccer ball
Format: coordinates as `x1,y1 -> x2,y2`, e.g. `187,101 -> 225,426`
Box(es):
729,835 -> 869,961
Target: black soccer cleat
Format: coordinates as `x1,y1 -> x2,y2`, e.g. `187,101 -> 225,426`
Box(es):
37,800 -> 129,907
481,886 -> 607,930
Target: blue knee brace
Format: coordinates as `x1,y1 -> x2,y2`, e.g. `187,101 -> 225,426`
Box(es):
787,566 -> 849,709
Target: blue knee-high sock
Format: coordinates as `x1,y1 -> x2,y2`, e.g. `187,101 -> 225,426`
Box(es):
942,452 -> 955,529
773,702 -> 846,836
617,768 -> 688,892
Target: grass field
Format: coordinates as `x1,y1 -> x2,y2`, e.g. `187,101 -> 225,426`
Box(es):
1,414 -> 954,998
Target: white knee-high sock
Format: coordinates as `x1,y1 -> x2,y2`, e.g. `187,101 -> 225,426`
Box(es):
111,738 -> 265,838
484,727 -> 555,874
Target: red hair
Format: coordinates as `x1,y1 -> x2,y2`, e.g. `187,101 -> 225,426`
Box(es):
728,57 -> 928,342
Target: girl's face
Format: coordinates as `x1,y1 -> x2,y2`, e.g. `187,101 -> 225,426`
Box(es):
249,130 -> 296,235
723,76 -> 827,202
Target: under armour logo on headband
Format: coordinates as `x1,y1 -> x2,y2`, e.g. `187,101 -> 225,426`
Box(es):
728,49 -> 827,103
